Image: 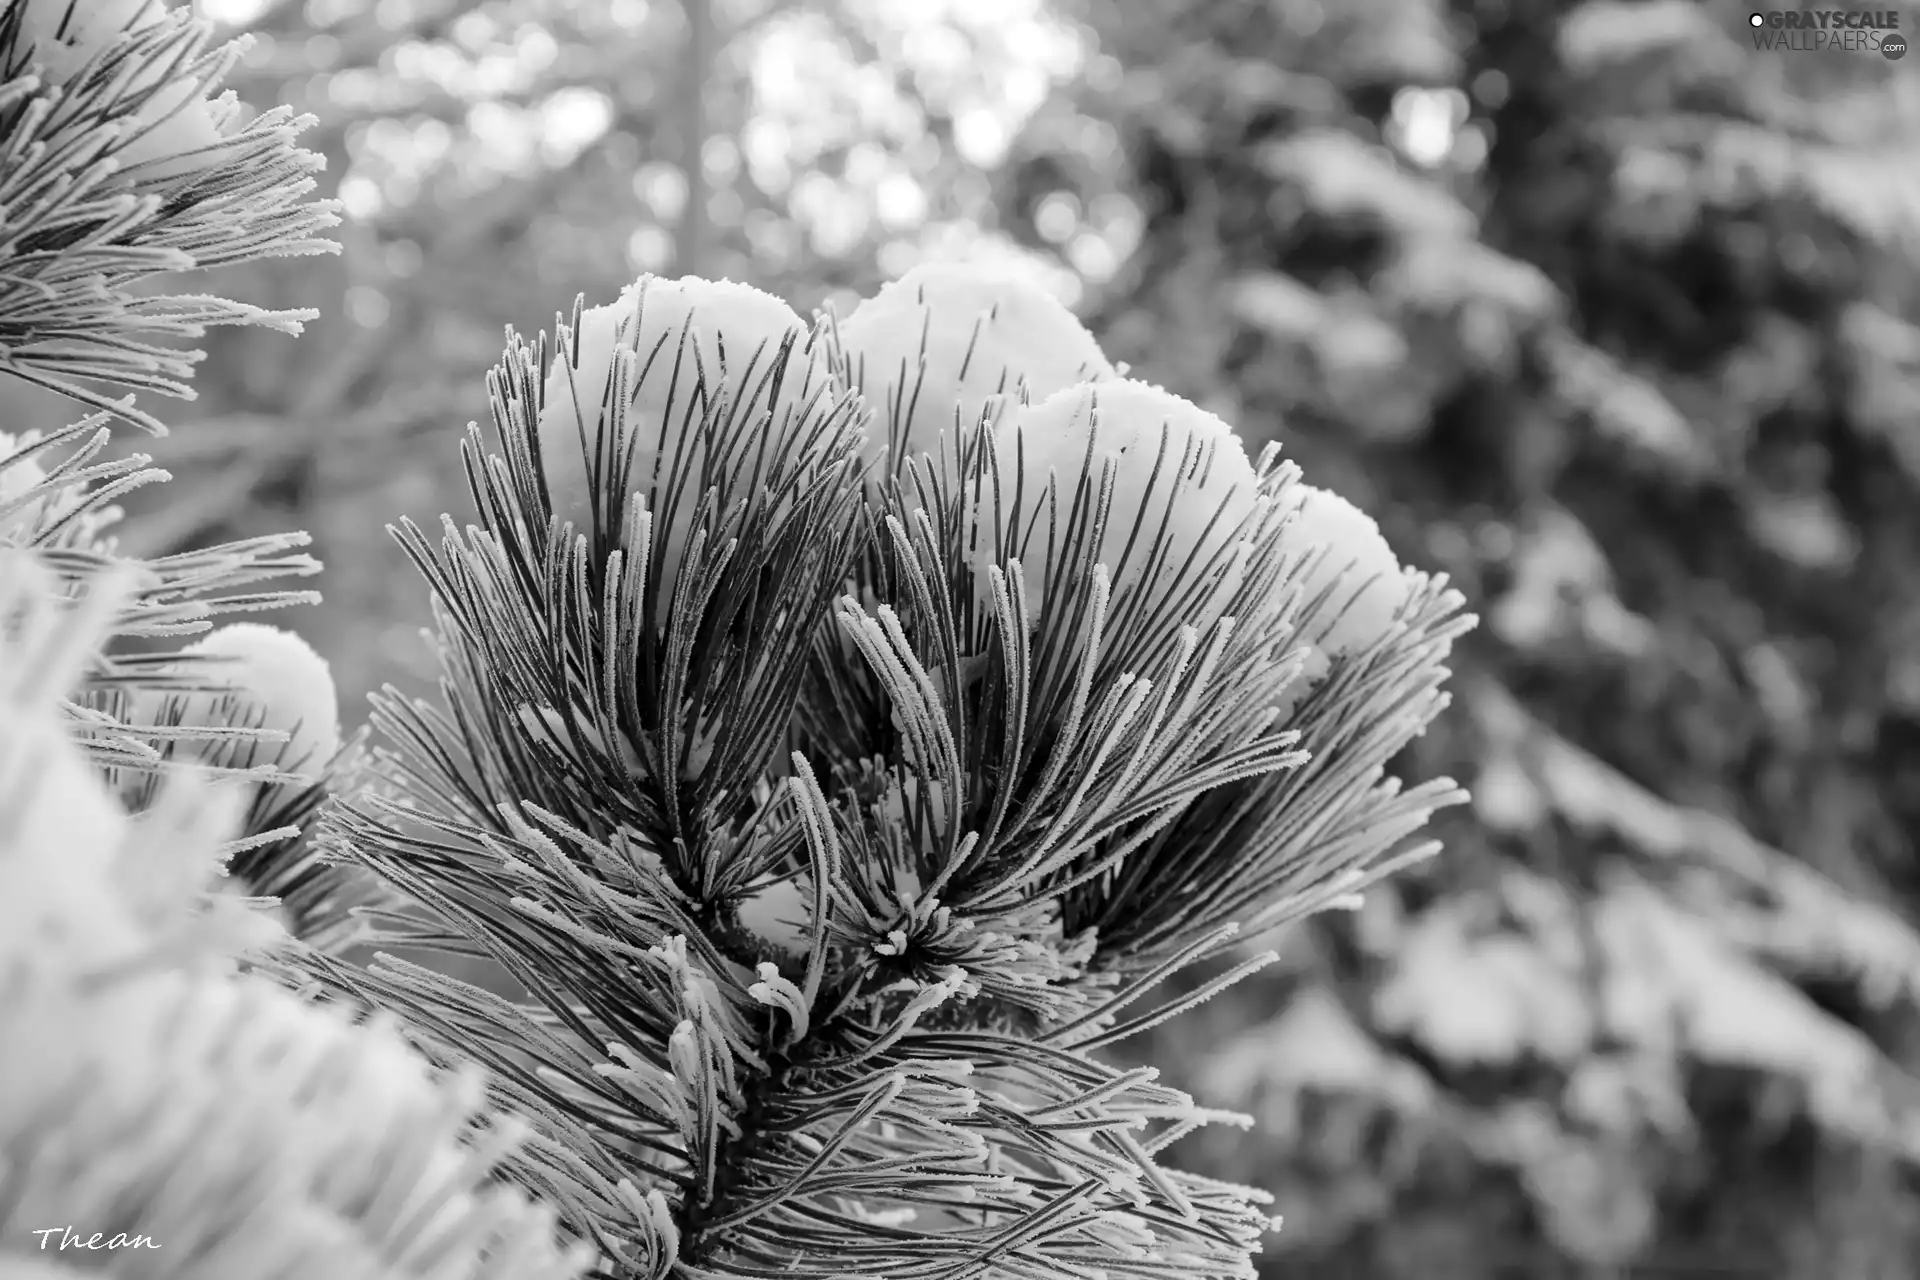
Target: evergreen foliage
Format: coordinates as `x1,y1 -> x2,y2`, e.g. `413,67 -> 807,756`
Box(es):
0,0 -> 342,870
0,553 -> 593,1280
1,0 -> 337,433
273,266 -> 1470,1276
2,3 -> 1472,1276
0,5 -> 578,1274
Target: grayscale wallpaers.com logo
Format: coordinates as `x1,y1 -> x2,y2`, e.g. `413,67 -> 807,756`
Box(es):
1749,10 -> 1907,57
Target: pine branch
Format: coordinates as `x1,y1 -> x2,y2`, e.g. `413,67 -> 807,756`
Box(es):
0,549 -> 592,1280
0,0 -> 339,434
2,422 -> 326,765
0,418 -> 380,949
282,267 -> 1472,1277
377,277 -> 871,915
277,789 -> 1279,1278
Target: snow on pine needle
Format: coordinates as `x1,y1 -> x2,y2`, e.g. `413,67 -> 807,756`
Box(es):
531,274 -> 857,639
0,424 -> 331,821
830,260 -> 1117,478
98,620 -> 393,953
0,551 -> 593,1280
276,268 -> 1473,1279
388,271 -> 872,894
0,0 -> 339,433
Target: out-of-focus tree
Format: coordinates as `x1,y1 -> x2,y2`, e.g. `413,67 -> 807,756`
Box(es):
149,0 -> 1090,710
1001,0 -> 1920,1277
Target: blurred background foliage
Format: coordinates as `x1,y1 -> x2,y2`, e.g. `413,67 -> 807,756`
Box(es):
13,0 -> 1920,1273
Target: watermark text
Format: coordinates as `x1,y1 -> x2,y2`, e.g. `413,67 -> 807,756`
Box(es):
1748,10 -> 1907,57
28,1226 -> 161,1252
